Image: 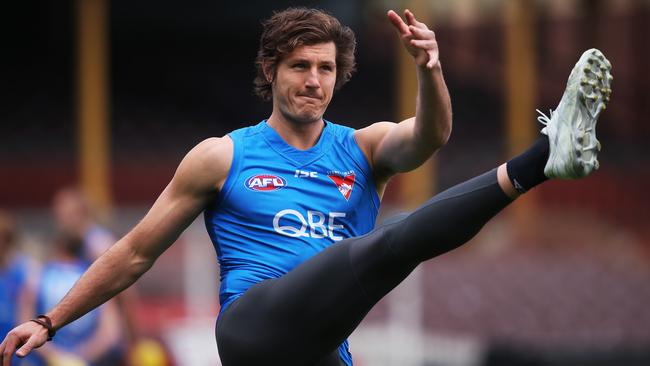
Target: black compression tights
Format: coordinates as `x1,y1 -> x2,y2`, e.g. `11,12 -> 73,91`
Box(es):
216,169 -> 513,366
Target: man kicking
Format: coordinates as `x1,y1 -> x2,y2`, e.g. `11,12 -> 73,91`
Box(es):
0,7 -> 612,366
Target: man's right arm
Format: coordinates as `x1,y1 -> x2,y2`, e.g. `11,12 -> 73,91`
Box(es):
0,137 -> 232,365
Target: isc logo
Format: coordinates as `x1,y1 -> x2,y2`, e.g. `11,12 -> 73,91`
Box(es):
246,174 -> 287,191
295,170 -> 318,178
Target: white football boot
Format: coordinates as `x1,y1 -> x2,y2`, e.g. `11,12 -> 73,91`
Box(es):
538,48 -> 613,179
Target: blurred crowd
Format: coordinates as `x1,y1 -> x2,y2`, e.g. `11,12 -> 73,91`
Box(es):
1,188 -> 170,366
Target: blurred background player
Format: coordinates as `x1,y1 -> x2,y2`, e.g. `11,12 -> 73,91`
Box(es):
31,232 -> 121,366
53,187 -> 123,271
51,187 -> 140,363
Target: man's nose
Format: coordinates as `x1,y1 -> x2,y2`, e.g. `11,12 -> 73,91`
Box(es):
305,67 -> 320,88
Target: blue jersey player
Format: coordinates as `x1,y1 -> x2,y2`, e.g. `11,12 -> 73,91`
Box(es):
2,7 -> 612,366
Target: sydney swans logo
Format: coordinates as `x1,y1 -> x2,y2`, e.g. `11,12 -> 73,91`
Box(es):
327,171 -> 355,201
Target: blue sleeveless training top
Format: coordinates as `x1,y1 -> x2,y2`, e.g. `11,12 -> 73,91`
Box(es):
204,120 -> 381,365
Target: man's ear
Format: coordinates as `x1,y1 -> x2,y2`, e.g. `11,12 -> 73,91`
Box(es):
262,60 -> 275,83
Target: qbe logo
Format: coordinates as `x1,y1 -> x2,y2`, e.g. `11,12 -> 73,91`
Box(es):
245,174 -> 287,191
273,209 -> 346,241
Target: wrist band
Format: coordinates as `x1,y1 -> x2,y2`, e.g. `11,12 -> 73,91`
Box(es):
29,315 -> 56,341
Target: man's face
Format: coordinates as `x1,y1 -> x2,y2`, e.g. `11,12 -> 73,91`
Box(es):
271,42 -> 337,124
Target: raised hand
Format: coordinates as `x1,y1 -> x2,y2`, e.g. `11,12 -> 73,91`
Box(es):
387,9 -> 440,69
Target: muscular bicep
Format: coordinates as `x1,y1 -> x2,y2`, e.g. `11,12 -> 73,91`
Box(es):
125,180 -> 207,262
122,137 -> 231,263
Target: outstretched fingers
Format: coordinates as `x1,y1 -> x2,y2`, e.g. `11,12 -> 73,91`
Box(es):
387,10 -> 410,36
1,322 -> 49,366
404,9 -> 426,29
388,8 -> 440,69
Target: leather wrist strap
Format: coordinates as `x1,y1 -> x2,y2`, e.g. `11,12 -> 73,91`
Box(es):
29,315 -> 55,341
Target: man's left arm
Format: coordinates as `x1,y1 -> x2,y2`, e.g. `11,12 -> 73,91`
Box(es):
356,9 -> 452,182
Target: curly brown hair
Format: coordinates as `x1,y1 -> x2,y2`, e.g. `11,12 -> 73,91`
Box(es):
253,8 -> 357,101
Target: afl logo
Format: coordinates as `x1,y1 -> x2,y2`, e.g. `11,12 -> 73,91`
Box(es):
245,174 -> 287,191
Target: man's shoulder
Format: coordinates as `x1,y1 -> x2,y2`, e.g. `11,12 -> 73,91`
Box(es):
168,136 -> 234,195
178,122 -> 261,189
187,137 -> 234,171
354,121 -> 395,137
195,136 -> 232,151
